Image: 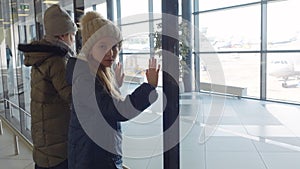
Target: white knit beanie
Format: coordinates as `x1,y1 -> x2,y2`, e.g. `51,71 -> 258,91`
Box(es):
79,11 -> 122,58
44,4 -> 77,36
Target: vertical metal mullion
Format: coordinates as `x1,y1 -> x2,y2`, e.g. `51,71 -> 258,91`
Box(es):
116,0 -> 123,63
162,0 -> 180,169
260,0 -> 267,100
106,0 -> 114,21
17,60 -> 25,134
182,0 -> 192,92
149,0 -> 155,58
33,0 -> 43,41
73,0 -> 84,53
92,4 -> 96,11
10,0 -> 24,131
16,23 -> 26,133
116,0 -> 121,28
194,0 -> 200,92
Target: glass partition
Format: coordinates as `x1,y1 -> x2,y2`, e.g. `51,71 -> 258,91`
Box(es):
119,2 -> 163,167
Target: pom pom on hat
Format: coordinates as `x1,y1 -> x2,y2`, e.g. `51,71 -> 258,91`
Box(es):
79,11 -> 122,57
80,12 -> 107,45
44,4 -> 77,36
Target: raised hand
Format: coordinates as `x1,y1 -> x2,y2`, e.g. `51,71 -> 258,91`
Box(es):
114,62 -> 125,88
146,57 -> 160,87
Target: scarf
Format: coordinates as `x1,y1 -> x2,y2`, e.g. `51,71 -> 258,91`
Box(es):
44,35 -> 76,59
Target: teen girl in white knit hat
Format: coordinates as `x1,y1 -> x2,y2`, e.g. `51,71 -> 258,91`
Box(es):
66,11 -> 159,169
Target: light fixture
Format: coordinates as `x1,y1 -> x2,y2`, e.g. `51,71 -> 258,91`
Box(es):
18,13 -> 30,17
43,0 -> 59,4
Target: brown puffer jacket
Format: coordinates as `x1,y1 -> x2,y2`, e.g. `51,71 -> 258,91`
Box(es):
18,40 -> 71,168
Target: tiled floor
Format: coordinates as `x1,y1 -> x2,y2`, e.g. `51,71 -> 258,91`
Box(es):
0,119 -> 34,169
121,92 -> 300,169
1,92 -> 300,169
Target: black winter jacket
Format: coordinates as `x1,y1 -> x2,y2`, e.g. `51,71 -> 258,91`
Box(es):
66,57 -> 158,169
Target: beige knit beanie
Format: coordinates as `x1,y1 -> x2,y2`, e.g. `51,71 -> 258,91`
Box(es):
44,4 -> 77,36
79,11 -> 122,57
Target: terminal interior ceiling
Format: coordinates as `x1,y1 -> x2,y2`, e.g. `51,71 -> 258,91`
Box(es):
0,0 -> 300,169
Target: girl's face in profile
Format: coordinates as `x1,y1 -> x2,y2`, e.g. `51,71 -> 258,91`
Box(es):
90,37 -> 120,67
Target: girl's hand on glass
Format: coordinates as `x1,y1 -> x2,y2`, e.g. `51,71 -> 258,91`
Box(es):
114,62 -> 125,88
146,57 -> 160,87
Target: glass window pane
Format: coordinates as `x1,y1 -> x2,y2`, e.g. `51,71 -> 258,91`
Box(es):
18,0 -> 36,116
198,5 -> 260,52
96,3 -> 107,19
153,0 -> 162,13
121,0 -> 148,18
121,54 -> 163,169
123,54 -> 148,80
23,66 -> 31,112
84,1 -> 107,19
4,0 -> 19,119
200,53 -> 260,98
122,32 -> 150,54
121,7 -> 149,25
267,0 -> 300,50
198,0 -> 259,11
267,53 -> 300,103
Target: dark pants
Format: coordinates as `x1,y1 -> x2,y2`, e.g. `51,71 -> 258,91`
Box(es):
7,59 -> 10,68
35,160 -> 68,169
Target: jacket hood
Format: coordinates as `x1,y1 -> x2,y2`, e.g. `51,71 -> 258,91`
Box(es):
18,40 -> 67,67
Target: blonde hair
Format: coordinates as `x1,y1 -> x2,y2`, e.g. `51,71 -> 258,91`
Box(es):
87,55 -> 122,99
80,11 -> 123,99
